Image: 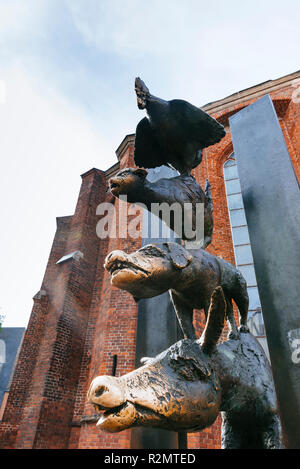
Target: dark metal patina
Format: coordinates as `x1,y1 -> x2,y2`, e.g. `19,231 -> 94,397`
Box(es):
134,77 -> 225,175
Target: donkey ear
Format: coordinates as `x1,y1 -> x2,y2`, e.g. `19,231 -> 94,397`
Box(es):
200,287 -> 226,355
133,168 -> 148,179
169,340 -> 211,381
164,242 -> 193,270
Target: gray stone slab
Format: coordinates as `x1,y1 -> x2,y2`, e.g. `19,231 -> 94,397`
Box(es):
230,94 -> 300,448
131,166 -> 185,449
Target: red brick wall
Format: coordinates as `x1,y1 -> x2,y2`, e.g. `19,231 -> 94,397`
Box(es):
0,170 -> 108,448
0,216 -> 71,449
76,141 -> 140,449
2,81 -> 299,449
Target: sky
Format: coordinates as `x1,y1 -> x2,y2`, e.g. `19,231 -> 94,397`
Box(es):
0,0 -> 299,327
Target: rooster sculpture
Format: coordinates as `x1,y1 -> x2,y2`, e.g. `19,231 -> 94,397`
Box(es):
134,77 -> 226,175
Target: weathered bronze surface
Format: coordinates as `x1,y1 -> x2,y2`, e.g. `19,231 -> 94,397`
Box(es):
109,167 -> 213,247
104,242 -> 249,340
88,287 -> 282,449
134,78 -> 226,175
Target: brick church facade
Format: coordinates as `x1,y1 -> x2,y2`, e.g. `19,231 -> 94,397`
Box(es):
0,70 -> 299,449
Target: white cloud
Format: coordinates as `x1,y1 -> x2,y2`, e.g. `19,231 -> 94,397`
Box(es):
0,0 -> 48,51
0,0 -> 41,33
65,0 -> 300,106
0,0 -> 300,329
0,64 -> 114,327
66,0 -> 197,57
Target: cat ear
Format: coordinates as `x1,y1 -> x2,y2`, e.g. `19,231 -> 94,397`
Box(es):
200,287 -> 226,355
133,168 -> 148,179
164,242 -> 193,270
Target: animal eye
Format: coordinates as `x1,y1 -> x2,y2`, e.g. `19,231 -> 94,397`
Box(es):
117,170 -> 130,178
140,246 -> 165,257
169,357 -> 210,381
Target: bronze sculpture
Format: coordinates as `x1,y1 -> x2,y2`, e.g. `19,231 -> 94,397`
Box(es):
88,287 -> 282,449
86,78 -> 283,449
104,242 -> 249,340
109,167 -> 213,247
134,77 -> 226,175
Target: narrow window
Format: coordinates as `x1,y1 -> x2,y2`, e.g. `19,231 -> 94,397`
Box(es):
224,156 -> 269,358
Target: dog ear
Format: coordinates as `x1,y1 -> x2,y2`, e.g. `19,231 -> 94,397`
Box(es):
164,242 -> 193,270
133,168 -> 148,179
200,287 -> 226,355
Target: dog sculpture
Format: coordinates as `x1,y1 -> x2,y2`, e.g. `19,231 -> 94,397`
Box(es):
104,242 -> 249,339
